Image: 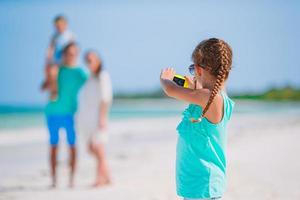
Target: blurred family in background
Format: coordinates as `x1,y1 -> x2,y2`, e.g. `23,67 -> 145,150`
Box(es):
41,15 -> 113,188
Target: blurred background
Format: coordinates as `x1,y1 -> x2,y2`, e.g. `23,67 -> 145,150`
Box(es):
0,0 -> 299,200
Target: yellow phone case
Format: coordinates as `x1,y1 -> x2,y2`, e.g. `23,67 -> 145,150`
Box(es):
174,74 -> 189,88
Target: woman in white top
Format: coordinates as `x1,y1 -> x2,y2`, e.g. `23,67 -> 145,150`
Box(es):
78,50 -> 113,187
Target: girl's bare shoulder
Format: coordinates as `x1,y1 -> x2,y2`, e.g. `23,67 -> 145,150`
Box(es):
193,88 -> 223,106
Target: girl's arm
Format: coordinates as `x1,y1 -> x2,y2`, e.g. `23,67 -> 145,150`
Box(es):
160,68 -> 210,108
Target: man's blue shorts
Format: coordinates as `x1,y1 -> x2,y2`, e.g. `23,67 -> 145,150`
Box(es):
46,114 -> 76,146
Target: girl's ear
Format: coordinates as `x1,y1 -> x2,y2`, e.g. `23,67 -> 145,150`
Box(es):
195,65 -> 202,76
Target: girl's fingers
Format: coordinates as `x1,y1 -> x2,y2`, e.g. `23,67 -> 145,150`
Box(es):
160,67 -> 176,80
184,76 -> 196,89
169,67 -> 175,74
184,76 -> 193,84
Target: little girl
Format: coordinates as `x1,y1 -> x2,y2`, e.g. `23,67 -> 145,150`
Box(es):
160,38 -> 235,200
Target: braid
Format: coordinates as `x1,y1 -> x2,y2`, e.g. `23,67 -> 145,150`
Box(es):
191,38 -> 232,122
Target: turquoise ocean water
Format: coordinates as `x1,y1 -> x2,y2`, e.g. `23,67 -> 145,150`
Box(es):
1,99 -> 300,130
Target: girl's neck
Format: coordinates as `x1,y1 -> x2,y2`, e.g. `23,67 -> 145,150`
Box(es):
201,78 -> 215,90
200,78 -> 225,92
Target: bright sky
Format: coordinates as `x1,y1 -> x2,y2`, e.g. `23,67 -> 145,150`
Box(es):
0,0 -> 299,104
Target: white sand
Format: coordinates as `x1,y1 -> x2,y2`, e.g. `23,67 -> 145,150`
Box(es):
0,113 -> 300,200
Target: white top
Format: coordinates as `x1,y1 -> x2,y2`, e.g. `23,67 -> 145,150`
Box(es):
77,70 -> 113,133
51,30 -> 75,64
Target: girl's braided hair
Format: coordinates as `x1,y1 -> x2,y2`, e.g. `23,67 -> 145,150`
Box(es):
192,38 -> 233,121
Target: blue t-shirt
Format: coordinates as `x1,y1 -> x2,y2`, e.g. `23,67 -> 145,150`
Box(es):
45,66 -> 88,115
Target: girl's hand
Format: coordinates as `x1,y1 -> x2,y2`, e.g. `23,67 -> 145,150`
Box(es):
160,67 -> 176,81
184,76 -> 203,90
184,76 -> 196,89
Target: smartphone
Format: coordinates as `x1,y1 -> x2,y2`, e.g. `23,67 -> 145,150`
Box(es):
173,74 -> 188,88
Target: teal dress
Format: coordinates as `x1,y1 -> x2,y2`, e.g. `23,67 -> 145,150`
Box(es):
176,92 -> 235,199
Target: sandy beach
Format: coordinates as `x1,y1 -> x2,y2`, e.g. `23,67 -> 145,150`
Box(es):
0,108 -> 300,200
1,0 -> 299,199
